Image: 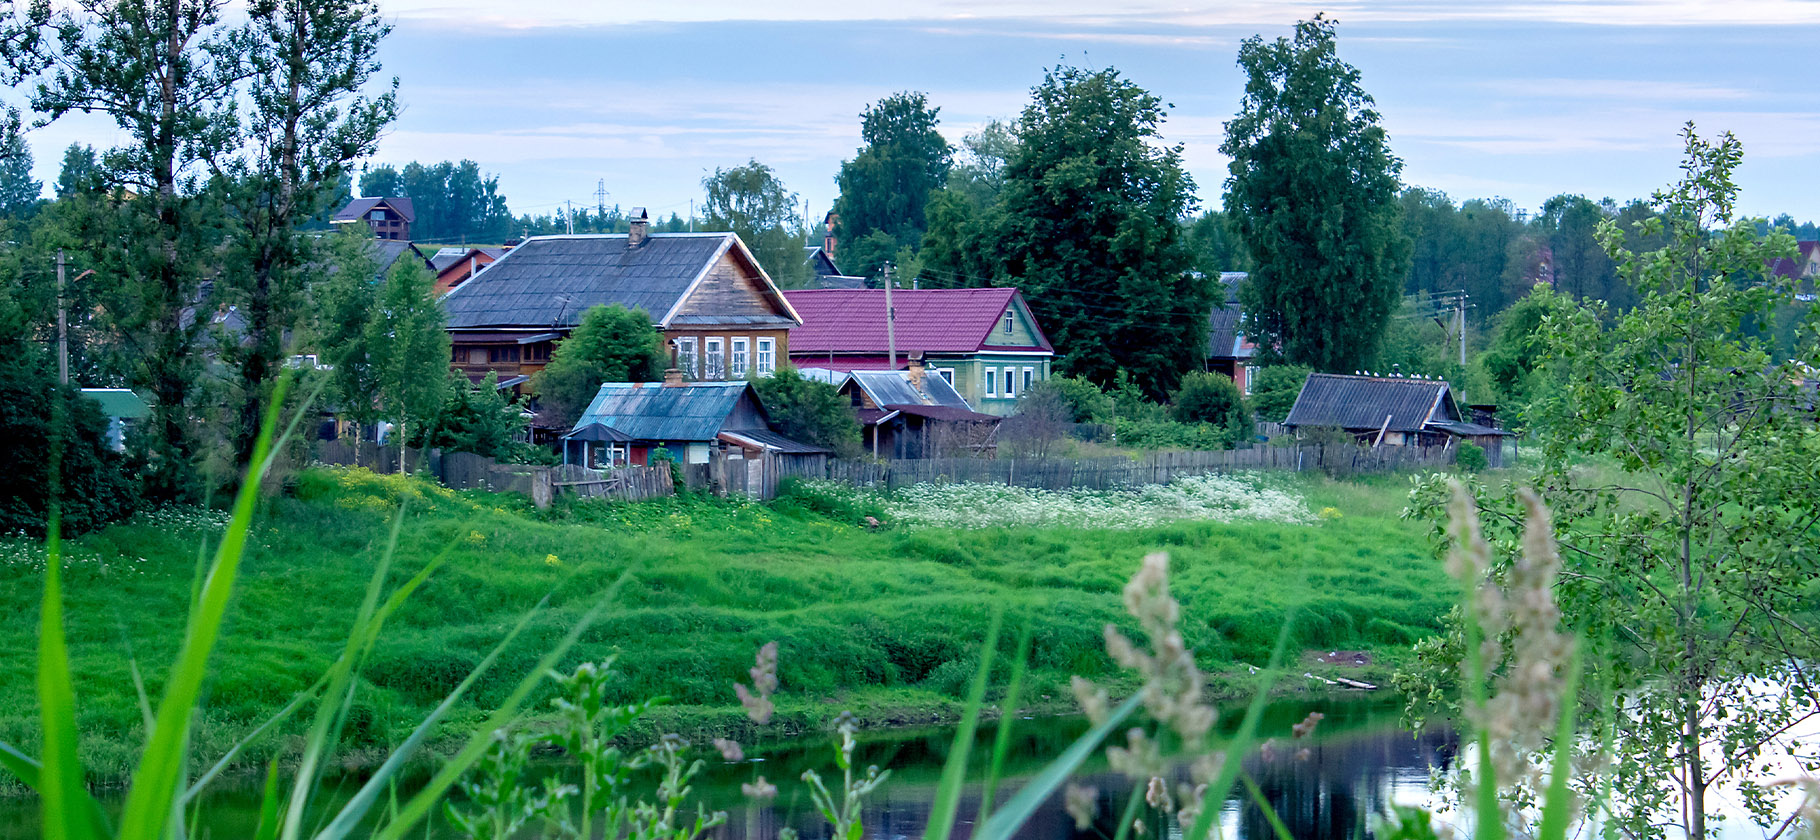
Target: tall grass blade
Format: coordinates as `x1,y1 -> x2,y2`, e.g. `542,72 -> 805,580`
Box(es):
972,692 -> 1142,840
281,503 -> 410,840
1240,773 -> 1294,840
0,743 -> 111,835
1110,784 -> 1144,840
315,590 -> 556,838
253,761 -> 283,840
1185,612 -> 1297,840
974,621 -> 1032,828
1535,647 -> 1583,840
365,573 -> 633,840
1458,563 -> 1500,840
116,376 -> 295,840
36,513 -> 97,840
924,609 -> 1003,840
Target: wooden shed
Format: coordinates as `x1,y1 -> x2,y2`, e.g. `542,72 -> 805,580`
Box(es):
1284,373 -> 1512,466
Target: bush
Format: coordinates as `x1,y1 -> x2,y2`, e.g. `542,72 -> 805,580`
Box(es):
533,304 -> 667,428
0,344 -> 140,536
415,371 -> 528,458
1040,376 -> 1116,423
1248,364 -> 1310,423
1112,416 -> 1231,451
750,366 -> 862,457
1455,441 -> 1487,472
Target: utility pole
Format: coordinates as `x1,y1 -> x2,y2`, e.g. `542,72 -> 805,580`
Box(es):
564,199 -> 575,235
594,178 -> 607,217
56,248 -> 68,385
1457,292 -> 1467,366
883,263 -> 895,369
688,199 -> 695,232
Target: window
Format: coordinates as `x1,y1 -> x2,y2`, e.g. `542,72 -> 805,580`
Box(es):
704,338 -> 725,379
677,338 -> 697,377
1243,365 -> 1258,395
1022,367 -> 1035,392
936,368 -> 954,385
525,341 -> 552,363
371,208 -> 386,220
1003,367 -> 1016,398
1003,310 -> 1014,335
731,337 -> 749,378
466,347 -> 489,365
756,337 -> 776,376
984,368 -> 997,397
488,345 -> 520,364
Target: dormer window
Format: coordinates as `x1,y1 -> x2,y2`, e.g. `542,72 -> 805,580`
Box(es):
371,208 -> 386,220
1003,310 -> 1014,335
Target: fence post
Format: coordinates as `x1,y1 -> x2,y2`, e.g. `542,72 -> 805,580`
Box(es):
531,468 -> 553,510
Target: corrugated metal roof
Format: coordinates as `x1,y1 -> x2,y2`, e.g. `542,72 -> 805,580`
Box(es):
783,288 -> 1053,355
572,381 -> 751,441
847,369 -> 973,411
721,429 -> 828,454
81,389 -> 149,419
1285,374 -> 1453,433
441,234 -> 735,329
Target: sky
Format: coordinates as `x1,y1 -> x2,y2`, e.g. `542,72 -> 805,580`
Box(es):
21,0 -> 1820,228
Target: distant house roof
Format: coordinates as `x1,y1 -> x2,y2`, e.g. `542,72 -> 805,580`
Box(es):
805,245 -> 843,278
440,233 -> 799,330
80,388 -> 149,419
720,428 -> 829,454
783,287 -> 1053,356
1285,373 -> 1511,436
1207,272 -> 1256,361
846,369 -> 975,412
333,196 -> 415,224
373,240 -> 432,278
431,246 -> 505,273
568,381 -> 752,442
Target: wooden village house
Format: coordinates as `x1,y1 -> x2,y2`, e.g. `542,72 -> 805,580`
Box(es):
560,378 -> 826,490
438,208 -> 802,394
804,358 -> 1001,459
781,287 -> 1054,417
1206,272 -> 1259,394
332,196 -> 415,241
1283,373 -> 1512,466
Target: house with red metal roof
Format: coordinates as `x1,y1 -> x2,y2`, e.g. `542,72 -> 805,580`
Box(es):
782,287 -> 1054,416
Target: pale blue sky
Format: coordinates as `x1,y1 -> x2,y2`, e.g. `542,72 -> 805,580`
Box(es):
25,1 -> 1820,226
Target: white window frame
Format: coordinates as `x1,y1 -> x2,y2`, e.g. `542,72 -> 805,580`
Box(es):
1003,366 -> 1016,398
1022,366 -> 1035,392
731,337 -> 749,378
676,337 -> 698,378
704,337 -> 725,380
1003,310 -> 1014,335
755,337 -> 776,376
936,368 -> 954,385
984,368 -> 997,398
1243,364 -> 1258,395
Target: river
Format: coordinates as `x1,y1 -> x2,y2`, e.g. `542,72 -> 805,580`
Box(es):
0,696 -> 1463,839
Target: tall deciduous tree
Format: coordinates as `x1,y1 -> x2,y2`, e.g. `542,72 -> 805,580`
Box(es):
366,256 -> 448,472
23,0 -> 246,501
212,0 -> 397,471
702,159 -> 809,288
0,130 -> 41,219
533,303 -> 667,428
990,65 -> 1206,399
310,227 -> 380,448
832,91 -> 952,279
1415,126 -> 1820,840
1222,15 -> 1409,373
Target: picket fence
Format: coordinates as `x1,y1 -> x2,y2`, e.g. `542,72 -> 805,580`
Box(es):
774,443 -> 1458,493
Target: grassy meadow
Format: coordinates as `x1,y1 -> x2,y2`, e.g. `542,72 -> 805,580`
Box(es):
0,466 -> 1451,786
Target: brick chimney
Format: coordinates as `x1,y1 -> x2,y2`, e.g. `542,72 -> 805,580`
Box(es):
627,206 -> 650,248
663,368 -> 686,387
907,352 -> 926,391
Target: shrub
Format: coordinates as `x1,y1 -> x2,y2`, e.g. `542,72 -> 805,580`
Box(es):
1170,371 -> 1251,442
1455,440 -> 1487,472
533,304 -> 667,428
0,352 -> 140,536
1040,376 -> 1115,423
750,365 -> 862,457
1248,364 -> 1310,423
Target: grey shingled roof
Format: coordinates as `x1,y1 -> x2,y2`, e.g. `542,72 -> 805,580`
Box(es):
1207,272 -> 1250,359
440,234 -> 738,329
1284,373 -> 1456,433
848,369 -> 973,411
571,381 -> 751,442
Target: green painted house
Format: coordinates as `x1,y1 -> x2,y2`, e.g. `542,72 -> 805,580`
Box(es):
782,287 -> 1055,416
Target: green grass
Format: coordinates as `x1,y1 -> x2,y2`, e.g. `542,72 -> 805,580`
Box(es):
0,466 -> 1451,787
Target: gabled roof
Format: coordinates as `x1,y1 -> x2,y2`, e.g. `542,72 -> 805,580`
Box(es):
1285,373 -> 1458,433
805,245 -> 843,278
81,388 -> 149,419
783,287 -> 1053,356
431,247 -> 505,274
568,381 -> 755,442
440,233 -> 799,330
1207,272 -> 1256,360
333,196 -> 415,223
373,240 -> 431,278
845,369 -> 975,412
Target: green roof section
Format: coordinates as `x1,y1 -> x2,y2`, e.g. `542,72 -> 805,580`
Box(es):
81,388 -> 150,419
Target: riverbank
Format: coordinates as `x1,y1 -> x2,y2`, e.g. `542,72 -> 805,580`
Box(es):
0,466 -> 1449,789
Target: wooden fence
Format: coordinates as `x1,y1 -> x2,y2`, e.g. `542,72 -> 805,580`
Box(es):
773,443 -> 1458,493
306,441 -> 673,506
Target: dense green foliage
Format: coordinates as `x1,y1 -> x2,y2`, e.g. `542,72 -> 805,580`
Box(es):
1169,371 -> 1251,439
0,131 -> 40,219
413,372 -> 529,460
367,258 -> 450,462
533,304 -> 667,428
1037,376 -> 1116,424
358,160 -> 512,243
1223,16 -> 1410,373
0,466 -> 1444,784
988,65 -> 1207,399
832,92 -> 953,280
1247,365 -> 1309,424
749,366 -> 862,457
701,160 -> 810,288
0,315 -> 138,535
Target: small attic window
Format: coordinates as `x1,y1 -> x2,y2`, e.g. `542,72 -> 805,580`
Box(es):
1003,310 -> 1014,334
